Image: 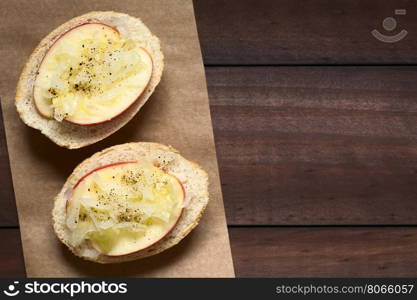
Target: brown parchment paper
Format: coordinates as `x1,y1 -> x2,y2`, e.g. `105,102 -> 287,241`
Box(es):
0,0 -> 235,277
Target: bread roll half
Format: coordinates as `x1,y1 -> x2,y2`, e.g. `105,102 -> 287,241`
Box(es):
52,142 -> 209,263
16,11 -> 164,149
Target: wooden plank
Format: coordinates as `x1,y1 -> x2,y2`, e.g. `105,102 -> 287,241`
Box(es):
229,227 -> 417,277
207,66 -> 417,225
0,229 -> 26,277
4,226 -> 417,278
194,0 -> 417,65
0,105 -> 18,227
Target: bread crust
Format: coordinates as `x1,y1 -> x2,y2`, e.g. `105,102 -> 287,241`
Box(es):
15,11 -> 164,149
52,142 -> 209,263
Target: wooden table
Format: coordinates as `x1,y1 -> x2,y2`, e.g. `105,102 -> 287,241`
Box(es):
2,0 -> 417,277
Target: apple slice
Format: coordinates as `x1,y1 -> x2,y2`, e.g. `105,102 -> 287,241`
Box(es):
66,162 -> 184,256
33,23 -> 153,125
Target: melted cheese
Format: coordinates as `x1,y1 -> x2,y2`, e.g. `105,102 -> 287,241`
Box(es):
66,162 -> 184,256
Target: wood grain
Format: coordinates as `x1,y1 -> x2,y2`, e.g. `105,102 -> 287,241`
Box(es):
2,1 -> 417,276
0,105 -> 18,227
229,227 -> 417,277
0,229 -> 26,277
194,0 -> 417,65
206,66 -> 417,225
4,225 -> 417,278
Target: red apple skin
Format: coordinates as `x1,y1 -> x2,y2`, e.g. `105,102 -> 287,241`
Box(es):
72,161 -> 137,189
64,47 -> 154,126
94,205 -> 184,258
67,161 -> 185,257
34,23 -> 154,126
33,98 -> 54,120
99,175 -> 185,258
34,23 -> 120,120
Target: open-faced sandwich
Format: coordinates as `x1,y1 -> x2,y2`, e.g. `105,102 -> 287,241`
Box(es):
52,142 -> 209,263
15,11 -> 163,148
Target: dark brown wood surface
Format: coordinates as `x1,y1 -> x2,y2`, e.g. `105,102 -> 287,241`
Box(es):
1,0 -> 417,277
207,66 -> 417,225
195,0 -> 417,65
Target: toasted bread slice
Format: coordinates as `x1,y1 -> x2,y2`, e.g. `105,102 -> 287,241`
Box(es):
16,11 -> 164,149
52,142 -> 209,263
